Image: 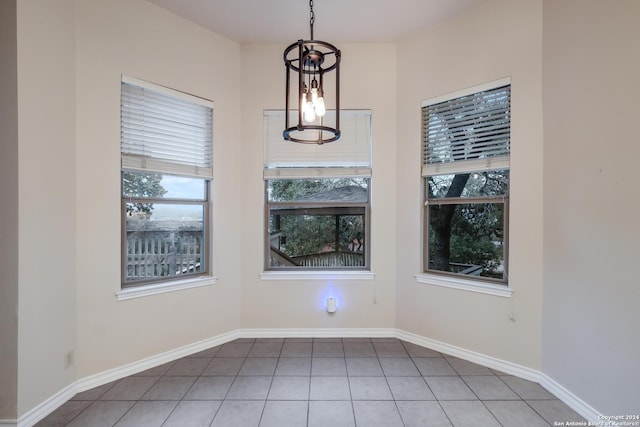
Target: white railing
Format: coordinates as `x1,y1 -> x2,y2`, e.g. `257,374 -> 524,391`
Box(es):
126,232 -> 202,281
293,251 -> 364,267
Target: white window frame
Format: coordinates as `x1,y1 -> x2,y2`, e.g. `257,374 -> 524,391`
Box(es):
416,78 -> 512,297
261,110 -> 374,279
118,76 -> 216,296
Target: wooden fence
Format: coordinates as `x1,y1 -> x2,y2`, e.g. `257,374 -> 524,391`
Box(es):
126,232 -> 202,281
292,251 -> 364,267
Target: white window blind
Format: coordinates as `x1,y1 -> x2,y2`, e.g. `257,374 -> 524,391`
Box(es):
121,76 -> 213,179
264,110 -> 372,178
422,81 -> 510,176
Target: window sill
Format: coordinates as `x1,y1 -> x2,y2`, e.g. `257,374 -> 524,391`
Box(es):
260,270 -> 375,281
415,273 -> 512,298
116,276 -> 218,301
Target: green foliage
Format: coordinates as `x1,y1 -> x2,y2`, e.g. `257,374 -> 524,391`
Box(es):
123,171 -> 167,217
428,170 -> 507,277
449,203 -> 504,277
269,178 -> 367,258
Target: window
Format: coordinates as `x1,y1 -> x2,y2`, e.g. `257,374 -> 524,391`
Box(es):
264,110 -> 372,271
422,79 -> 510,284
121,76 -> 213,287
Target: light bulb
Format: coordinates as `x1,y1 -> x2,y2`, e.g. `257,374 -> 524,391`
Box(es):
304,101 -> 316,122
314,96 -> 326,117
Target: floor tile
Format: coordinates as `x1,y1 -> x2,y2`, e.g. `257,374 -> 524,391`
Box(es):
248,341 -> 283,358
312,342 -> 344,357
275,357 -> 311,376
342,337 -> 372,343
165,357 -> 210,376
66,401 -> 134,427
141,376 -> 196,400
413,357 -> 457,376
311,357 -> 347,375
446,357 -> 494,375
215,342 -> 253,357
210,400 -> 265,427
255,338 -> 284,343
527,399 -> 586,425
396,401 -> 453,427
34,400 -> 91,426
373,342 -> 409,357
133,361 -> 175,377
379,357 -> 421,376
238,357 -> 278,375
308,401 -> 355,427
280,342 -> 312,357
36,337 -> 587,427
345,357 -> 384,376
349,376 -> 393,400
184,376 -> 234,400
188,346 -> 220,358
267,376 -> 310,400
313,337 -> 343,343
387,376 -> 436,400
259,401 -> 308,427
343,341 -> 376,357
226,376 -> 272,400
202,357 -> 244,376
371,337 -> 401,343
352,401 -> 404,427
440,400 -> 502,427
284,337 -> 313,343
71,381 -> 118,401
462,375 -> 521,400
99,376 -> 159,400
425,376 -> 478,400
162,401 -> 221,427
113,400 -> 176,426
484,400 -> 551,427
403,342 -> 442,358
500,375 -> 556,400
309,376 -> 351,400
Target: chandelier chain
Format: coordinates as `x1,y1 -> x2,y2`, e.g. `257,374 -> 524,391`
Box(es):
309,0 -> 315,39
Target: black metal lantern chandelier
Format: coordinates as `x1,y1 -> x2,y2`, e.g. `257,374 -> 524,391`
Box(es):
283,0 -> 341,144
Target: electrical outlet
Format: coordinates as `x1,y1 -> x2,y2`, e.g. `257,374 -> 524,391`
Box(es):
64,350 -> 74,369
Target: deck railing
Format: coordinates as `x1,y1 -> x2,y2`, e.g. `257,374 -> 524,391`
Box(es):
125,231 -> 202,281
292,251 -> 364,267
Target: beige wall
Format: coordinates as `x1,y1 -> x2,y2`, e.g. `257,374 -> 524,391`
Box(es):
0,0 -> 19,420
395,0 -> 545,369
239,43 -> 398,329
15,0 -> 78,415
74,0 -> 243,377
10,0 -> 640,419
542,0 -> 640,414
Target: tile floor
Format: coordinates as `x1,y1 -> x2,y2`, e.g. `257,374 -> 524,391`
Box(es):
36,338 -> 586,426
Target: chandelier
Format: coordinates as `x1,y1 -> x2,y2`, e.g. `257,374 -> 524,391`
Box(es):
283,0 -> 341,144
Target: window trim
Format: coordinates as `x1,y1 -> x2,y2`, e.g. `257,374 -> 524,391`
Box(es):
121,176 -> 212,288
420,78 -> 511,287
414,272 -> 512,298
116,275 -> 218,301
264,177 -> 372,272
120,76 -> 214,289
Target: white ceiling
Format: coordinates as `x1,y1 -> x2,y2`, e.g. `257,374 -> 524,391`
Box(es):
146,0 -> 485,44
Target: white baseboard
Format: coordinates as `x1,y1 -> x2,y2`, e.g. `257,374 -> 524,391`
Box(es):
15,382 -> 76,427
540,373 -> 601,422
75,329 -> 240,393
395,330 -> 541,382
17,330 -> 240,427
239,327 -> 396,339
16,327 -> 602,426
